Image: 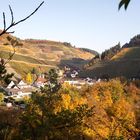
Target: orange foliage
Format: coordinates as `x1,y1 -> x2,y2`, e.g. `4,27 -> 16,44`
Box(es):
84,80 -> 139,139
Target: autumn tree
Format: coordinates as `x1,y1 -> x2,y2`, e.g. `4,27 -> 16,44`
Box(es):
19,69 -> 94,140
41,69 -> 61,94
26,72 -> 33,84
125,83 -> 140,137
83,80 -> 139,139
0,93 -> 4,104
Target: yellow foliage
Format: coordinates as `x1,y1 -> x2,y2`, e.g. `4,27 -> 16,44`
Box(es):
59,93 -> 87,111
61,94 -> 71,109
84,80 -> 138,139
83,128 -> 95,138
26,72 -> 33,84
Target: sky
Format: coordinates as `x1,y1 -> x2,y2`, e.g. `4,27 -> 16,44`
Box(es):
0,0 -> 140,53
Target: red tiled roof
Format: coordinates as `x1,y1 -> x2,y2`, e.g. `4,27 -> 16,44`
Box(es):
36,77 -> 47,83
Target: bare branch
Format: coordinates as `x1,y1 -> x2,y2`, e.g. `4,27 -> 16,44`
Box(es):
9,5 -> 14,24
14,1 -> 44,26
3,12 -> 6,30
5,31 -> 15,34
0,1 -> 44,36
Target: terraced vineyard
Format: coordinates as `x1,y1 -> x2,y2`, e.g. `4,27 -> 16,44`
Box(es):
0,33 -> 95,78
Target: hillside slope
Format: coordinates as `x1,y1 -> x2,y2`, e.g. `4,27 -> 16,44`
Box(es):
80,47 -> 140,78
0,34 -> 95,78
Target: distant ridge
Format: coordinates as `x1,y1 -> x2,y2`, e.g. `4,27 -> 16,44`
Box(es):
79,48 -> 99,56
80,35 -> 140,79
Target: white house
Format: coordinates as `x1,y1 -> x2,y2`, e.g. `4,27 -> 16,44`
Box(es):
64,80 -> 79,85
18,80 -> 30,89
7,81 -> 16,89
6,80 -> 32,96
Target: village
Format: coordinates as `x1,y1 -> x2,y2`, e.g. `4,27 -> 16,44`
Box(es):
0,67 -> 102,109
1,65 -> 138,109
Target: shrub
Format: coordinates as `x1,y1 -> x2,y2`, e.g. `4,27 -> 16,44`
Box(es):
0,92 -> 4,104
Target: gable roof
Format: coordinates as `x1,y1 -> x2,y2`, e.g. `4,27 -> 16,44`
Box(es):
18,80 -> 27,86
7,81 -> 16,89
35,77 -> 46,83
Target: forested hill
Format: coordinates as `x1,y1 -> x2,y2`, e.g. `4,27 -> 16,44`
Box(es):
80,35 -> 140,79
84,43 -> 121,68
79,48 -> 99,56
0,33 -> 96,78
123,34 -> 140,48
85,34 -> 140,69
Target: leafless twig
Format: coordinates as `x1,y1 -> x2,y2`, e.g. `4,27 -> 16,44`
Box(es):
0,1 -> 44,36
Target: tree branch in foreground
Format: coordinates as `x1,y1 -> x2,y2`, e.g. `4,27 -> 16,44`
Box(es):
0,1 -> 44,36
